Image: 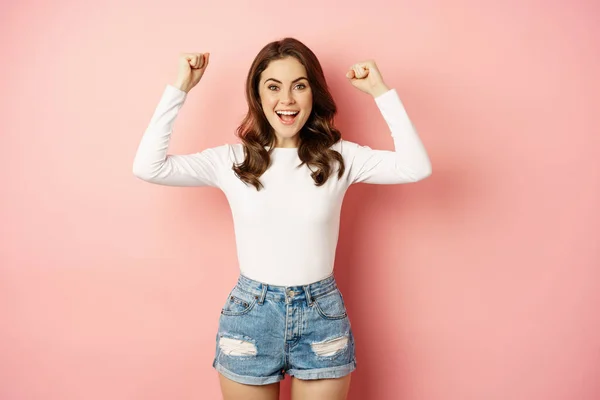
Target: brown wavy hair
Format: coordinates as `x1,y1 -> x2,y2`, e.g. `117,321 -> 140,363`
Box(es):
232,37 -> 345,190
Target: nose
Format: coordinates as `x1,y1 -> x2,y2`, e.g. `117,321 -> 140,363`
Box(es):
279,89 -> 295,105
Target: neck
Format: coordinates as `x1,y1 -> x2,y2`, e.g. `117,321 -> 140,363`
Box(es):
274,137 -> 299,148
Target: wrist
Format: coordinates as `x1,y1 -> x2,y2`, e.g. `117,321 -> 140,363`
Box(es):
370,83 -> 390,98
173,81 -> 191,93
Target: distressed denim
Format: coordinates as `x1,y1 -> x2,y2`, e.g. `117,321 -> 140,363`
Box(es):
212,273 -> 356,385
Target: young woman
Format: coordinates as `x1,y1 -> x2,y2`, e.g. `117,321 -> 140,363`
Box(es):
133,37 -> 432,400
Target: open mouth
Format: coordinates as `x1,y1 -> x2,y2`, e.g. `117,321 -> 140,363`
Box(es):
276,110 -> 299,125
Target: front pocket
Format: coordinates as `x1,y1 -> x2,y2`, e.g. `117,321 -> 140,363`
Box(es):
221,287 -> 257,316
313,289 -> 347,320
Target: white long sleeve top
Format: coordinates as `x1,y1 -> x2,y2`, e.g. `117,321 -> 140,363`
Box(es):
133,84 -> 431,286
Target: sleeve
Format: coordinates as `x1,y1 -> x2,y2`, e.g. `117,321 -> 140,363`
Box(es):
132,84 -> 229,188
343,88 -> 432,185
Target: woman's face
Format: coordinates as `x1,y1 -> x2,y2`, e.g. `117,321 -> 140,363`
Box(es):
258,57 -> 313,148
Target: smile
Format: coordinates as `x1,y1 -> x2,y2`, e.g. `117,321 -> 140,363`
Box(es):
276,110 -> 299,125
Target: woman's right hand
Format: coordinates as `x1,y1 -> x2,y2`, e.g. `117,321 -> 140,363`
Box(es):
173,52 -> 210,93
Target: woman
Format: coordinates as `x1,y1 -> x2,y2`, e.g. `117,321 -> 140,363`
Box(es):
133,37 -> 431,400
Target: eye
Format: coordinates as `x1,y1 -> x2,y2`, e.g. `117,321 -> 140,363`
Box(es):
268,85 -> 279,91
295,84 -> 306,90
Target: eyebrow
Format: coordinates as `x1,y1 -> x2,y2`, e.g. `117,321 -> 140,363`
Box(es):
264,77 -> 308,85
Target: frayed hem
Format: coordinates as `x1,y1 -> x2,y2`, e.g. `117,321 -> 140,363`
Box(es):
213,360 -> 284,386
288,360 -> 356,380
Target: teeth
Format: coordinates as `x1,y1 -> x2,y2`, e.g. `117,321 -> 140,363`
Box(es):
276,111 -> 299,116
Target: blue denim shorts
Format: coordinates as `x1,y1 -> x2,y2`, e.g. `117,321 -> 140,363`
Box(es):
212,273 -> 356,385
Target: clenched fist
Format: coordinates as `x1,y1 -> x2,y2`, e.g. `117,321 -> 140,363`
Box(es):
345,60 -> 389,98
173,52 -> 210,93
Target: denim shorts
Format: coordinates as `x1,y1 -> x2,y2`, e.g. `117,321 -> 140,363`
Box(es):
212,273 -> 356,385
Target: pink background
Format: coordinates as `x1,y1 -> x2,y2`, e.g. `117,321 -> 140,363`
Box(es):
2,0 -> 599,399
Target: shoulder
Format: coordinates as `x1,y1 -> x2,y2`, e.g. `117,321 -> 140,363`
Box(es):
227,143 -> 245,164
200,143 -> 244,164
330,139 -> 367,159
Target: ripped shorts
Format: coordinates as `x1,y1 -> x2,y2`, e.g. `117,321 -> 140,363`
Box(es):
212,273 -> 356,385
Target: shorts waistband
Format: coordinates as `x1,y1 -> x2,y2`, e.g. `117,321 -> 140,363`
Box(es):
235,273 -> 338,304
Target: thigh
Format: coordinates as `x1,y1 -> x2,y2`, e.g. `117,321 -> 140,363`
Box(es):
288,287 -> 356,379
290,375 -> 351,400
219,373 -> 280,400
214,286 -> 286,384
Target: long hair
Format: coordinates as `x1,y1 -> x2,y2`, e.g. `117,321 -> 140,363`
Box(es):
232,37 -> 345,190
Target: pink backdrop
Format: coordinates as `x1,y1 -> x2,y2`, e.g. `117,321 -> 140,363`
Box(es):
2,0 -> 599,399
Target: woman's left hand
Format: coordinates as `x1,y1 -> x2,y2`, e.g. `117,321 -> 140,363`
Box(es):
346,60 -> 390,97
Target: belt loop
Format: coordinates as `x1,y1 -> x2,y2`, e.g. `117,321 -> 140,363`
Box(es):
258,283 -> 268,304
303,284 -> 314,306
